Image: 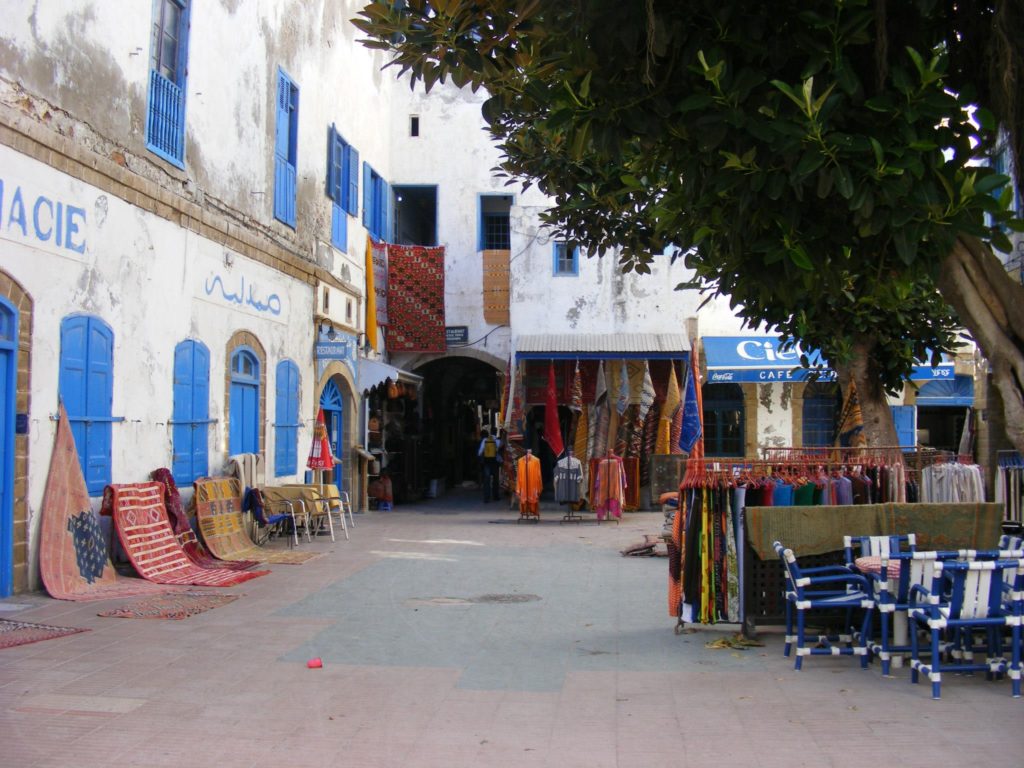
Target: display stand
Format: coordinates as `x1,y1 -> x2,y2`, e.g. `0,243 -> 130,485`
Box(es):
554,450 -> 585,524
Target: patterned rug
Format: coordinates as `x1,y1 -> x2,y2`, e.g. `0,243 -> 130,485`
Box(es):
386,244 -> 445,352
0,618 -> 89,649
194,478 -> 322,564
97,591 -> 240,620
39,405 -> 176,601
151,468 -> 258,571
106,483 -> 269,586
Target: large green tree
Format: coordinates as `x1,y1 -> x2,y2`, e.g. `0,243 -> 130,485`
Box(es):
355,0 -> 1024,451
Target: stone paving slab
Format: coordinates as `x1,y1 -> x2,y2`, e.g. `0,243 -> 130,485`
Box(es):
0,493 -> 1020,767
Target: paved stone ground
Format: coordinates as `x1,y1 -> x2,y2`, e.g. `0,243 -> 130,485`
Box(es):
1,489 -> 1020,767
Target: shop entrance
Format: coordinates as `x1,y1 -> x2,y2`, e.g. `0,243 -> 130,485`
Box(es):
415,357 -> 501,491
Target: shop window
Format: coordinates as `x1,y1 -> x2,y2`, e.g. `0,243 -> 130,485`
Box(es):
702,382 -> 744,457
59,315 -> 115,494
802,381 -> 839,447
172,340 -> 210,483
274,360 -> 300,476
229,347 -> 260,455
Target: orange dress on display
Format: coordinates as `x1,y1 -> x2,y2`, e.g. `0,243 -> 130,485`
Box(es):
516,453 -> 543,518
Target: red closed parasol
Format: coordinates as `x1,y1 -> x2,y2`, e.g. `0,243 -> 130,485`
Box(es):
307,408 -> 336,470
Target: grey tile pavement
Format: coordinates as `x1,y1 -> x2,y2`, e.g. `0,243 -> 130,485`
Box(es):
1,489 -> 1020,767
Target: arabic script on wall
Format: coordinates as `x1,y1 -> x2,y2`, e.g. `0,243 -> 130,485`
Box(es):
204,273 -> 283,316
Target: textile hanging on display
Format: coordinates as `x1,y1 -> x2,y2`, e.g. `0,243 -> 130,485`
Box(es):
836,380 -> 867,447
507,359 -> 525,442
39,405 -> 173,601
639,405 -> 660,487
638,362 -> 655,422
364,237 -> 378,349
591,454 -> 627,521
499,361 -> 511,432
677,484 -> 740,625
588,362 -> 610,462
679,354 -> 703,454
516,453 -> 543,517
574,404 -> 590,497
372,238 -> 389,325
569,360 -> 584,413
543,361 -> 565,457
386,244 -> 445,352
656,364 -> 681,455
616,359 -> 630,416
553,454 -> 585,504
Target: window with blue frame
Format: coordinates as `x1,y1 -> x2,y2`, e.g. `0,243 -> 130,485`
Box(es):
553,242 -> 579,276
701,383 -> 745,457
59,316 -> 115,494
362,162 -> 389,241
229,348 -> 260,456
146,0 -> 190,167
171,340 -> 210,484
327,124 -> 359,251
802,382 -> 839,447
274,360 -> 300,476
274,69 -> 299,228
479,195 -> 511,250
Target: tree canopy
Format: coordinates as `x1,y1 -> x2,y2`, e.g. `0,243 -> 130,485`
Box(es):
355,0 -> 1024,450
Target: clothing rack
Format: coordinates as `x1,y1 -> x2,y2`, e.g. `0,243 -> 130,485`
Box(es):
996,450 -> 1024,524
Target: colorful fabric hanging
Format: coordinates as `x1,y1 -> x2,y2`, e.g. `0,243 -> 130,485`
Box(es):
616,359 -> 630,416
655,364 -> 681,454
638,362 -> 655,423
569,360 -> 583,413
386,244 -> 445,352
588,362 -> 609,460
543,361 -> 565,457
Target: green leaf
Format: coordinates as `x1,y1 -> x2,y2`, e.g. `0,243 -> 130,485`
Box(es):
834,165 -> 854,199
788,246 -> 813,270
974,173 -> 1009,195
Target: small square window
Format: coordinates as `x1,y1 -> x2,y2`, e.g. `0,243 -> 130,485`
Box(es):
553,242 -> 579,276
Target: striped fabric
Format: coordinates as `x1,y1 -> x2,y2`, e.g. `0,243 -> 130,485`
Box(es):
108,483 -> 267,587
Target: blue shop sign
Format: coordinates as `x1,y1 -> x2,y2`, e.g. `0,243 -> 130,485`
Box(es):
702,336 -> 954,383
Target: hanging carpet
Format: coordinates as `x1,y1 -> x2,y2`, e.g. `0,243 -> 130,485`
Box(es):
105,483 -> 268,586
150,468 -> 257,571
386,244 -> 446,352
97,591 -> 240,620
39,405 -> 174,601
0,618 -> 88,649
194,478 -> 321,564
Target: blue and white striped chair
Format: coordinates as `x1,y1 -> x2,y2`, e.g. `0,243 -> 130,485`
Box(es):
908,558 -> 1024,699
774,541 -> 875,670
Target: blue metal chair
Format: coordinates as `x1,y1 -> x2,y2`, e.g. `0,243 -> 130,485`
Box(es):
843,533 -> 916,571
908,558 -> 1024,699
774,541 -> 875,670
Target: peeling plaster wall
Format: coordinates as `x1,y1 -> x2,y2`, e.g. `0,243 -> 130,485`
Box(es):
1,142 -> 314,591
757,382 -> 793,451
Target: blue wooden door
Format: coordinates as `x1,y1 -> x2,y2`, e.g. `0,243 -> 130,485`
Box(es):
229,349 -> 259,455
320,380 -> 344,493
0,298 -> 16,596
891,405 -> 917,449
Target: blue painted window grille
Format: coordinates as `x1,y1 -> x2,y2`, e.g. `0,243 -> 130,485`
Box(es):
171,340 -> 211,484
702,383 -> 745,457
274,69 -> 299,228
362,162 -> 389,241
553,242 -> 579,276
327,125 -> 359,251
274,360 -> 300,476
59,316 -> 117,495
145,0 -> 189,167
478,194 -> 512,250
229,348 -> 260,456
803,382 -> 839,447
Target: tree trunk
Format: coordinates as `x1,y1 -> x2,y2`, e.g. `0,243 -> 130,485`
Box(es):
936,236 -> 1024,455
833,339 -> 900,448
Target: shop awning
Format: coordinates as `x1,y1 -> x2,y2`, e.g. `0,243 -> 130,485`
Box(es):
915,374 -> 974,407
702,336 -> 955,383
357,359 -> 423,393
515,333 -> 689,360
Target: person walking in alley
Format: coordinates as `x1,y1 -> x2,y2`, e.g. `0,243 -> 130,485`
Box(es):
477,429 -> 502,503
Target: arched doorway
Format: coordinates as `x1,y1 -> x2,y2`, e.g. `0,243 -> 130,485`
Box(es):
415,356 -> 501,489
320,378 -> 345,495
0,296 -> 16,596
229,347 -> 260,455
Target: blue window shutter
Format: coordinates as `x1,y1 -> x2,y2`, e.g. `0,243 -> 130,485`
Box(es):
193,343 -> 210,477
274,71 -> 297,227
59,317 -> 89,470
326,125 -> 338,201
275,360 -> 299,475
891,405 -> 916,448
346,146 -> 359,216
331,203 -> 347,251
172,341 -> 194,481
383,180 -> 392,242
362,162 -> 371,228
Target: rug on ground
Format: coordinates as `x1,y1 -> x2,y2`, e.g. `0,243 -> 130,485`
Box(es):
105,482 -> 269,586
194,477 -> 322,564
39,405 -> 175,601
0,618 -> 89,649
97,591 -> 240,620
